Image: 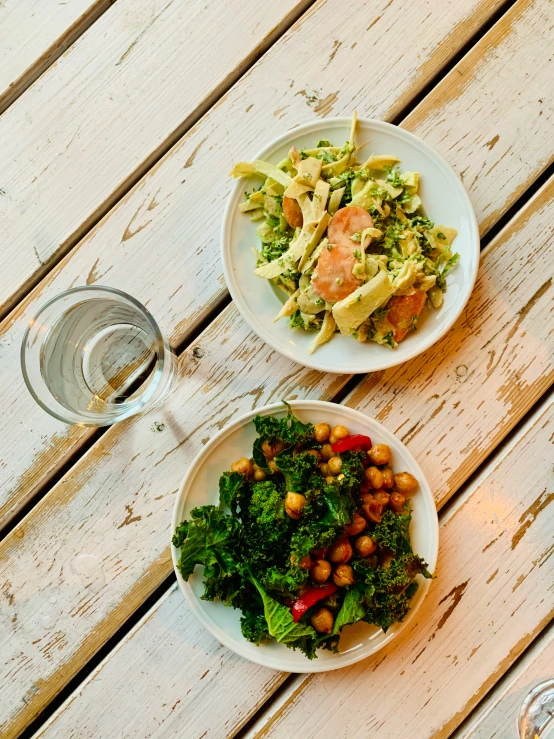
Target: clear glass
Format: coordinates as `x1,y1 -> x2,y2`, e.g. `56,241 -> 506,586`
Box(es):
21,286 -> 175,426
519,679 -> 554,739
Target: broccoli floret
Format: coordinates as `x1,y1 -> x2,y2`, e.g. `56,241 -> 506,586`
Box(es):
244,480 -> 292,568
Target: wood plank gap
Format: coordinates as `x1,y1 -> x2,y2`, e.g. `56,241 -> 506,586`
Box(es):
0,0 -> 319,323
389,0 -> 519,126
18,573 -> 177,739
0,0 -> 117,117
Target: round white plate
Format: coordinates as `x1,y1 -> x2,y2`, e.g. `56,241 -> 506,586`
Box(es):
171,400 -> 439,673
221,118 -> 479,374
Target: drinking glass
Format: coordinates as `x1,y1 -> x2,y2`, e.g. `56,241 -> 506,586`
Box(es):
21,286 -> 175,426
519,679 -> 554,739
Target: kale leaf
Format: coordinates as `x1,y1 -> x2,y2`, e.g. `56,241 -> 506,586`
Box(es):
218,471 -> 249,516
253,406 -> 314,446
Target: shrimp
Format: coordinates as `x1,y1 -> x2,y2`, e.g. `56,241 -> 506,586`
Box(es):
311,244 -> 362,302
386,290 -> 427,342
311,206 -> 374,302
327,206 -> 374,249
283,196 -> 303,229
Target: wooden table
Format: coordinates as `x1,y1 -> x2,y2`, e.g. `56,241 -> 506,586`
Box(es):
1,1 -> 552,737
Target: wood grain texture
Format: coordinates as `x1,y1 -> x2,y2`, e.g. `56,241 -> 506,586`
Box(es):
0,0 -> 115,114
248,398 -> 554,739
0,306 -> 347,737
0,0 -> 311,314
1,177 -> 552,737
345,177 -> 554,510
0,0 -> 546,528
454,626 -> 554,739
37,584 -> 285,739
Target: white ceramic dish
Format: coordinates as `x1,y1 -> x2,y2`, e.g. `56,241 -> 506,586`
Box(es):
221,118 -> 479,374
171,400 -> 439,673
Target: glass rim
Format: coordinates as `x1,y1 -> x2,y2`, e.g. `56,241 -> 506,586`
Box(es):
20,285 -> 170,426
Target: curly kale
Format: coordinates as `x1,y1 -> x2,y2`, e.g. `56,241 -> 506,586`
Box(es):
371,508 -> 413,556
273,449 -> 320,493
244,480 -> 292,568
240,608 -> 270,645
253,405 -> 314,446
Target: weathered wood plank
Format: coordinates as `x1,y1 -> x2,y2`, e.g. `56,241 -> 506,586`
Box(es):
1,175 -> 552,737
247,397 -> 554,739
0,0 -> 114,114
455,626 -> 554,739
35,393 -> 554,739
1,0 -> 549,528
0,0 -> 312,315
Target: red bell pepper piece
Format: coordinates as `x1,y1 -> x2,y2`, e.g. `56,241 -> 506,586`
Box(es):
331,434 -> 372,454
291,583 -> 337,623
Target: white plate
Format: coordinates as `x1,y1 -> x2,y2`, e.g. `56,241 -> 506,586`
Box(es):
171,400 -> 439,673
221,118 -> 479,374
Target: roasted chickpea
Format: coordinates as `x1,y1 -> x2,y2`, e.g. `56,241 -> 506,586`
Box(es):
252,463 -> 267,482
327,456 -> 342,475
325,476 -> 335,485
344,511 -> 366,536
373,490 -> 390,506
300,554 -> 312,569
381,468 -> 395,489
355,534 -> 377,558
333,564 -> 355,587
311,607 -> 334,634
368,443 -> 391,466
319,462 -> 331,477
358,491 -> 374,506
285,491 -> 306,519
362,501 -> 383,523
390,491 -> 406,513
320,443 -> 334,461
328,538 -> 353,564
268,459 -> 279,474
314,423 -> 331,443
364,466 -> 384,489
311,559 -> 332,583
261,439 -> 285,459
231,457 -> 252,477
305,449 -> 321,461
394,472 -> 418,494
329,424 -> 349,445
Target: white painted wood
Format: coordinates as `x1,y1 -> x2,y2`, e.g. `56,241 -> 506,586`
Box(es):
1,176 -> 552,737
37,584 -> 286,739
344,177 -> 554,510
0,0 -> 546,528
247,398 -> 554,739
455,627 -> 554,739
36,395 -> 554,739
0,0 -> 114,113
0,0 -> 311,314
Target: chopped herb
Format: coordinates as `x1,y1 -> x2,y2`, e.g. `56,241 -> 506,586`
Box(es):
383,331 -> 395,349
336,278 -> 344,286
350,232 -> 362,243
408,315 -> 418,332
353,250 -> 362,261
437,232 -> 446,240
317,139 -> 332,147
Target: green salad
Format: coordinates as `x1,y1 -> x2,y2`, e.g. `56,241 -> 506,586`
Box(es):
230,114 -> 459,353
173,406 -> 431,659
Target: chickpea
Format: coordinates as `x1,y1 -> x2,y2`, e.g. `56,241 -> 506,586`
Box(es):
311,607 -> 334,634
381,468 -> 395,489
390,491 -> 406,513
327,456 -> 342,475
252,464 -> 267,482
314,423 -> 331,443
300,554 -> 312,569
364,466 -> 384,489
333,564 -> 355,587
320,443 -> 334,461
328,538 -> 353,564
285,492 -> 306,519
231,457 -> 252,477
268,459 -> 279,474
329,424 -> 349,445
373,490 -> 390,506
344,511 -> 366,536
319,462 -> 331,477
311,559 -> 332,583
261,439 -> 285,459
362,501 -> 383,523
358,491 -> 374,506
355,534 -> 377,558
368,444 -> 391,466
325,476 -> 335,485
305,449 -> 321,461
394,472 -> 418,494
